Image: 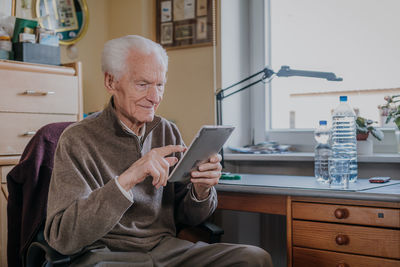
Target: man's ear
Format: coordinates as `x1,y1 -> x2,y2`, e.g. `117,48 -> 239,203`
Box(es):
104,73 -> 117,93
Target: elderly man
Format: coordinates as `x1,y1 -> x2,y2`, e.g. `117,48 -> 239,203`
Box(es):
45,35 -> 272,266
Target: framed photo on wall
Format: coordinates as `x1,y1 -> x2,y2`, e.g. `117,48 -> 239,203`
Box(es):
0,0 -> 14,16
156,0 -> 215,49
14,0 -> 34,19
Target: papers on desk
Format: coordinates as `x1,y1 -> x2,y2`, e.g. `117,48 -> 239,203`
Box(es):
228,141 -> 292,154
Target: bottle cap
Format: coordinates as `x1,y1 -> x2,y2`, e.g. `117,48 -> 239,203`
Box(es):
340,96 -> 347,102
319,120 -> 327,126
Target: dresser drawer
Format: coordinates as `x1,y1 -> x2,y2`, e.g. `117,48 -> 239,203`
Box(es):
0,69 -> 78,114
293,246 -> 400,267
0,112 -> 76,155
293,220 -> 400,259
292,202 -> 400,228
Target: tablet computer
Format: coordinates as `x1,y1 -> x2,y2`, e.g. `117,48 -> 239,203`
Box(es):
168,125 -> 235,183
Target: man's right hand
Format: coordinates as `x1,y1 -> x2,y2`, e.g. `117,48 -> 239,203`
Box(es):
118,145 -> 186,190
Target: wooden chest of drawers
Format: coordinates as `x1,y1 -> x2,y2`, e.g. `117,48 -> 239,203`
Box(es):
292,200 -> 400,267
0,60 -> 82,267
0,60 -> 82,156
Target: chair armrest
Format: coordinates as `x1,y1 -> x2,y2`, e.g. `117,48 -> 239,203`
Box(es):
177,221 -> 224,244
199,221 -> 224,236
26,240 -> 71,267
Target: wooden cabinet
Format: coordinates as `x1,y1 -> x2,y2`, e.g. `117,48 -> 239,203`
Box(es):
0,60 -> 83,267
0,60 -> 83,156
292,200 -> 400,267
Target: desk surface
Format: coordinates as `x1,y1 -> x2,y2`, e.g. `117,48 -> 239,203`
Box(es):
224,152 -> 400,163
216,174 -> 400,203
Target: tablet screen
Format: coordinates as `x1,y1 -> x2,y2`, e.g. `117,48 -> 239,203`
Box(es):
168,125 -> 234,183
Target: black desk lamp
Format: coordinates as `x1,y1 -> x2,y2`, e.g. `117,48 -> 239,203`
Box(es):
216,65 -> 343,125
215,65 -> 342,167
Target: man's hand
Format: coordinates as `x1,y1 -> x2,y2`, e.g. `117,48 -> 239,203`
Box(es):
191,153 -> 222,200
118,145 -> 186,190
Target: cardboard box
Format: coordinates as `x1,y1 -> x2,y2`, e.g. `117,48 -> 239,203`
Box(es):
13,42 -> 60,65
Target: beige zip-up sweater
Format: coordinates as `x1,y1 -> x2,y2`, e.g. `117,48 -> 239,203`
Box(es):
44,99 -> 217,255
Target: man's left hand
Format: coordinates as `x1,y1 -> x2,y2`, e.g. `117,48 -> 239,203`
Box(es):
191,153 -> 222,200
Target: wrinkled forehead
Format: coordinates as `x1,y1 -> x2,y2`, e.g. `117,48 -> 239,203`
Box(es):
126,49 -> 166,72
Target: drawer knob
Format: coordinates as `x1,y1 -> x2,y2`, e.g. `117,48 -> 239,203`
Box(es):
335,234 -> 349,245
334,208 -> 349,219
336,263 -> 349,267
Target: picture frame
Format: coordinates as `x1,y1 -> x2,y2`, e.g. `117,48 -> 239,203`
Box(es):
0,0 -> 15,16
14,0 -> 34,19
156,0 -> 215,49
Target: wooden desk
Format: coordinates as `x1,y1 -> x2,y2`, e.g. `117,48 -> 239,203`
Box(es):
216,174 -> 400,267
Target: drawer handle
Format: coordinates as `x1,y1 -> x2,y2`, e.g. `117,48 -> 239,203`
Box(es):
334,208 -> 349,219
22,90 -> 55,96
335,234 -> 349,245
336,263 -> 349,267
22,131 -> 37,136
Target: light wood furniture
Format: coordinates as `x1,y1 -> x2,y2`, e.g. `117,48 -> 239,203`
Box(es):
216,175 -> 400,267
0,60 -> 83,267
292,198 -> 400,267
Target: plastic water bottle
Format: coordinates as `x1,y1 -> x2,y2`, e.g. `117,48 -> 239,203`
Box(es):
314,120 -> 331,183
330,96 -> 357,184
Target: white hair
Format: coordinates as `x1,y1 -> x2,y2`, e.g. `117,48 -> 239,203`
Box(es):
101,35 -> 168,80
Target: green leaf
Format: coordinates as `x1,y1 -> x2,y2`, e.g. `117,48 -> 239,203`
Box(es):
371,128 -> 384,141
356,127 -> 368,134
365,119 -> 374,125
386,114 -> 393,124
356,117 -> 365,126
356,118 -> 368,134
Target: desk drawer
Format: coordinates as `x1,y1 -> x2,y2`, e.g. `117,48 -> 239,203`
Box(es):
0,69 -> 78,114
292,202 -> 400,228
293,246 -> 400,267
293,220 -> 400,259
0,112 -> 76,155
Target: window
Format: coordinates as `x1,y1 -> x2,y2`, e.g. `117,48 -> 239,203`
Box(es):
219,0 -> 400,152
268,0 -> 400,130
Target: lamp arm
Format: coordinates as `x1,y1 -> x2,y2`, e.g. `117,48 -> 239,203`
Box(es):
222,78 -> 264,99
276,65 -> 343,81
219,69 -> 266,93
216,67 -> 274,100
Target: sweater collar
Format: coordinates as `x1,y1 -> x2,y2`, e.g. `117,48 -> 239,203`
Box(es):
103,97 -> 162,138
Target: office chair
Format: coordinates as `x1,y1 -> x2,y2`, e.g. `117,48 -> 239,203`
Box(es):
7,122 -> 223,267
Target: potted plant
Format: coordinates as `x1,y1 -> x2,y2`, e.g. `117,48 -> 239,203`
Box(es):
355,116 -> 383,155
356,116 -> 384,141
